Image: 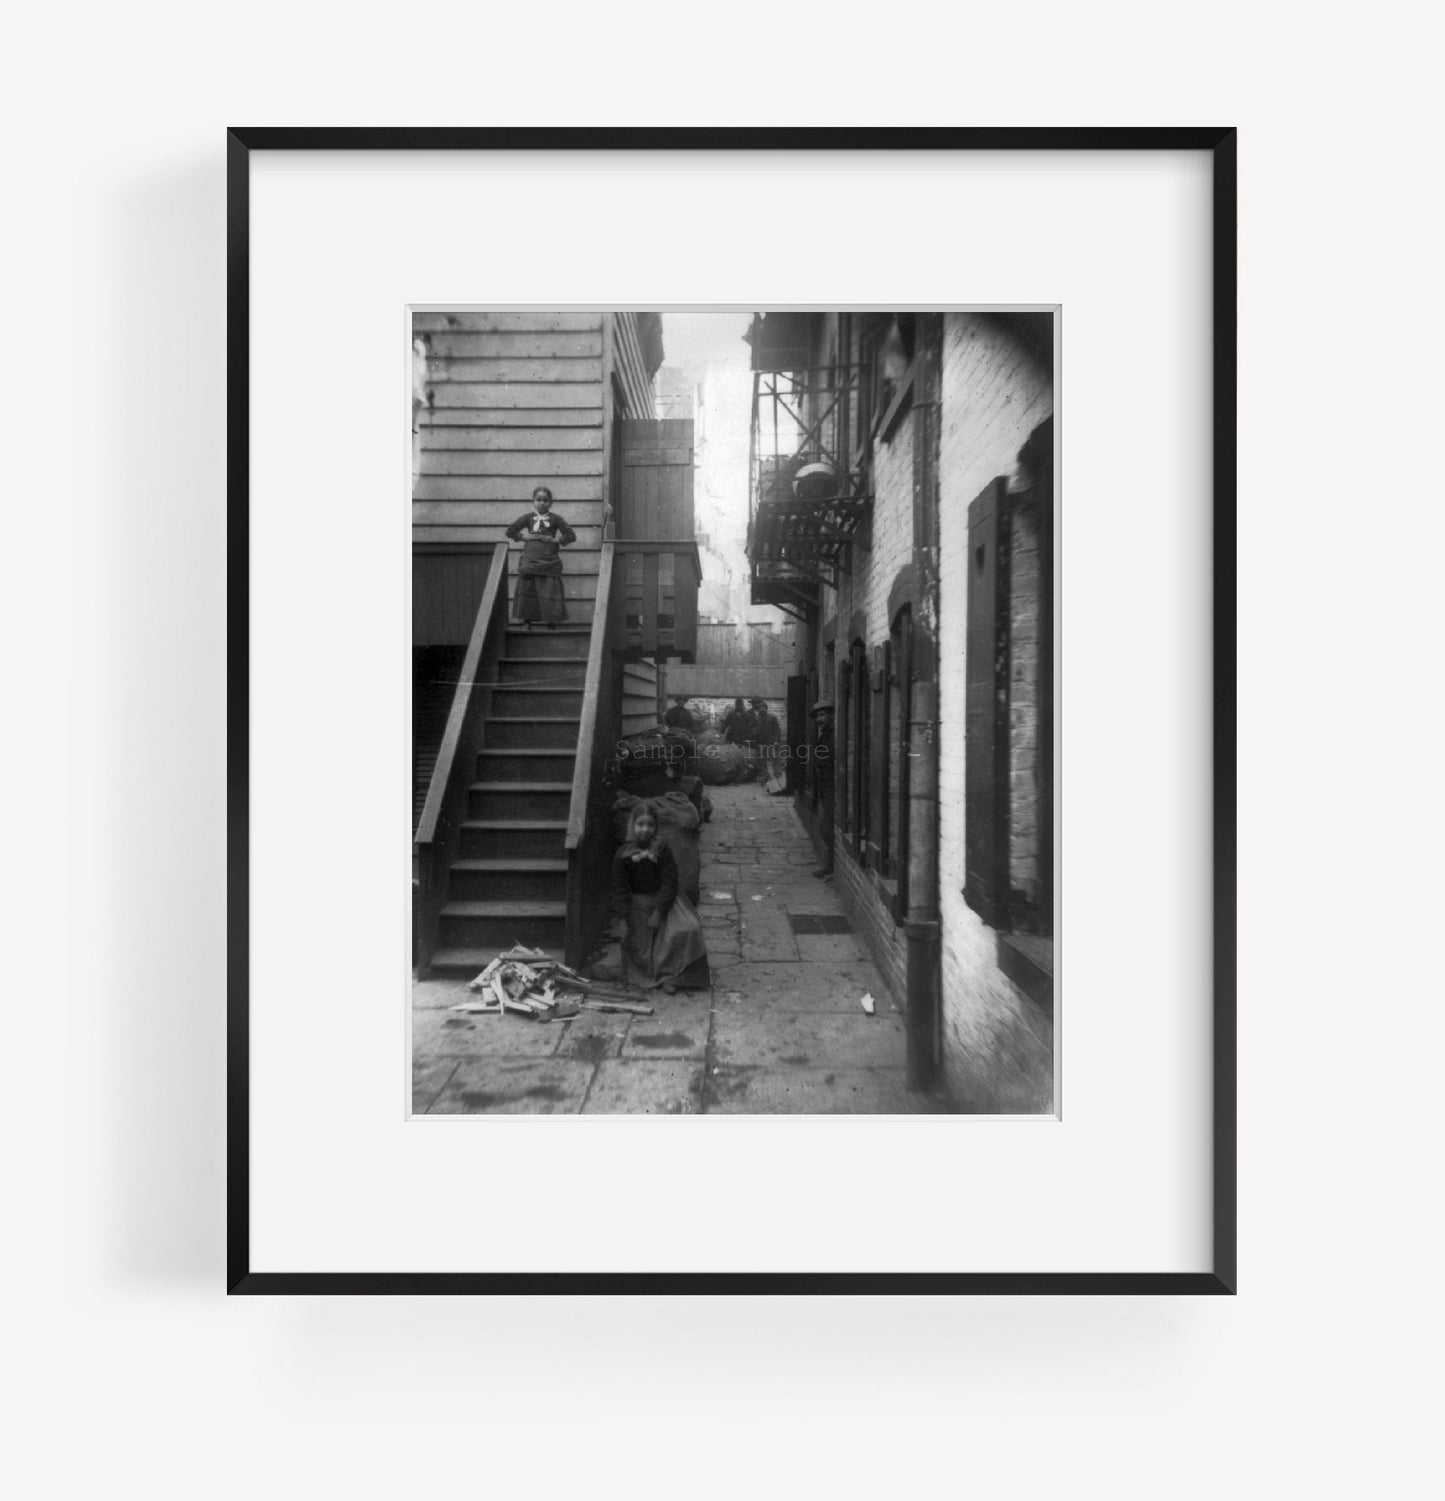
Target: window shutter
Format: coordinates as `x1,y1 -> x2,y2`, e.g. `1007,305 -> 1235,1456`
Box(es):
964,478 -> 1010,926
869,643 -> 888,872
837,661 -> 851,833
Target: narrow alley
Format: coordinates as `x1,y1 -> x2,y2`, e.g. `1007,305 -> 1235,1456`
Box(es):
412,784 -> 941,1114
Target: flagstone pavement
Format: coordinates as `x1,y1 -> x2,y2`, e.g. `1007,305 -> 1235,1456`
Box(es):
411,783 -> 947,1114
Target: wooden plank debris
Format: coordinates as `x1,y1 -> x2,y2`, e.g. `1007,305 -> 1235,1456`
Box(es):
460,945 -> 640,1022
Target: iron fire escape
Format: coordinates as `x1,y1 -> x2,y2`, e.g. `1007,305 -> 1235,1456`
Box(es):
747,349 -> 873,620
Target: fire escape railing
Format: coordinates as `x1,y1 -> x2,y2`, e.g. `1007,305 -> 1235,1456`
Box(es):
747,363 -> 872,611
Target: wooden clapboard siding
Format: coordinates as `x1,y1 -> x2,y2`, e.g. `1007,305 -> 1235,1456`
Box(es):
420,408 -> 605,428
412,311 -> 603,333
418,450 -> 603,477
412,500 -> 604,529
413,475 -> 604,502
612,312 -> 658,419
422,330 -> 603,359
621,659 -> 662,737
414,311 -> 608,546
416,427 -> 604,452
427,357 -> 604,384
412,524 -> 605,551
429,383 -> 602,410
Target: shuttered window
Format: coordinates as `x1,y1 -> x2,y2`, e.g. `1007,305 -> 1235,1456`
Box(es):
964,478 -> 1010,926
888,606 -> 912,911
849,639 -> 870,861
837,657 -> 851,834
872,641 -> 890,876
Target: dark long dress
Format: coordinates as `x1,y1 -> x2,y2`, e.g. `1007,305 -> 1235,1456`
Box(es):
505,510 -> 576,621
610,841 -> 709,990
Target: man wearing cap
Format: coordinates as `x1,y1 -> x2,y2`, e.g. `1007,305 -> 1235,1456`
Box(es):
662,694 -> 697,736
809,699 -> 835,877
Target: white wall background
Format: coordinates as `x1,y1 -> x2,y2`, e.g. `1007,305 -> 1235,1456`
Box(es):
2,3 -> 1440,1498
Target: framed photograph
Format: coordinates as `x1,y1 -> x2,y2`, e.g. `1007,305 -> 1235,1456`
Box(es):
230,128 -> 1235,1293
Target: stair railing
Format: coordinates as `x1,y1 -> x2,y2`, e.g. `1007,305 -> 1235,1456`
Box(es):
414,545 -> 509,972
564,540 -> 619,966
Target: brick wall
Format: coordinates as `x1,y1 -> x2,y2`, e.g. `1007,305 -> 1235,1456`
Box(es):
937,313 -> 1054,1112
797,313 -> 1054,1110
817,361 -> 914,1006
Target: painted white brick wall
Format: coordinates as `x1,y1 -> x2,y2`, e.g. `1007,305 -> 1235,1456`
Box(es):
864,416 -> 914,642
938,313 -> 1054,1111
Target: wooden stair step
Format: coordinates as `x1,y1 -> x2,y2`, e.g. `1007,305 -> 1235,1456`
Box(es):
450,858 -> 568,873
441,901 -> 568,919
427,947 -> 567,975
469,782 -> 573,795
463,819 -> 569,831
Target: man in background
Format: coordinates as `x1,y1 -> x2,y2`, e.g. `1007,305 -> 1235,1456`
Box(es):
663,695 -> 697,736
751,696 -> 782,788
720,697 -> 750,745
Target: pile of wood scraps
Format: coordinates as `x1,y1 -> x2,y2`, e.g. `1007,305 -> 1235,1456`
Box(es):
453,945 -> 654,1022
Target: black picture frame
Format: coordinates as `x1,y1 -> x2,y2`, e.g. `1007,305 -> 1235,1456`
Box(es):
227,127 -> 1237,1296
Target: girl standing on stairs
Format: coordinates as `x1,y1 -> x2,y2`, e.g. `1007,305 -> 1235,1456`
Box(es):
505,485 -> 577,627
610,802 -> 709,994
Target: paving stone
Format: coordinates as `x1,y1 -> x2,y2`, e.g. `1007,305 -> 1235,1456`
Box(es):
711,1009 -> 906,1070
412,978 -> 473,1010
704,1065 -> 944,1115
723,961 -> 884,1014
412,1005 -> 560,1059
737,903 -> 800,961
552,1011 -> 630,1062
428,1058 -> 594,1114
411,1057 -> 458,1113
583,1059 -> 705,1114
621,995 -> 711,1059
739,882 -> 832,901
793,932 -> 873,963
412,785 -> 918,1116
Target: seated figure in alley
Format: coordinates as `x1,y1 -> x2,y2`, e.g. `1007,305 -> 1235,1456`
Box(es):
505,485 -> 577,627
610,802 -> 709,994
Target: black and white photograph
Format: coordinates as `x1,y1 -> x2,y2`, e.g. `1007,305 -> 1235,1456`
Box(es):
411,308 -> 1055,1114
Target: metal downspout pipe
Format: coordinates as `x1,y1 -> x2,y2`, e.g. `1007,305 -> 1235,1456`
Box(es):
905,316 -> 943,1090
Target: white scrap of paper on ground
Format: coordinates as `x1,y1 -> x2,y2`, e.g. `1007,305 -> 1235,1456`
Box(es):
859,992 -> 876,1015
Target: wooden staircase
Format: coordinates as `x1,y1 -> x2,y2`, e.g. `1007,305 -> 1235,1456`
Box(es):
427,621 -> 592,975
